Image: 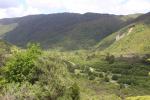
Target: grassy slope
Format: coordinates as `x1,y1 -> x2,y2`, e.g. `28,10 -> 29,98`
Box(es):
0,23 -> 17,36
104,23 -> 150,55
96,13 -> 150,55
120,13 -> 142,21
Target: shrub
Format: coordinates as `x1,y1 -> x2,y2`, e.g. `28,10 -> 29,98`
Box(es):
141,54 -> 150,64
99,73 -> 104,78
93,72 -> 99,77
89,75 -> 95,80
0,44 -> 81,99
112,75 -> 119,80
0,54 -> 5,67
2,43 -> 42,83
70,83 -> 80,100
105,53 -> 115,64
0,82 -> 49,100
64,60 -> 76,73
118,77 -> 137,85
104,76 -> 110,82
119,83 -> 125,89
35,54 -> 74,99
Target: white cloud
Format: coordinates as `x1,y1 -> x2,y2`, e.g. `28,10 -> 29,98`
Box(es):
121,0 -> 150,14
0,0 -> 150,19
0,9 -> 7,18
24,0 -> 150,15
0,0 -> 20,8
0,6 -> 41,19
60,0 -> 150,14
26,0 -> 62,9
61,0 -> 121,13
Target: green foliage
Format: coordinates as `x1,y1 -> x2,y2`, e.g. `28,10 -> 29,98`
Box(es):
104,75 -> 110,82
112,75 -> 119,80
88,75 -> 95,80
0,82 -> 49,100
142,54 -> 150,64
0,54 -> 5,67
126,96 -> 150,100
118,76 -> 137,85
70,83 -> 80,100
119,83 -> 125,89
0,48 -> 150,99
0,46 -> 80,99
0,40 -> 10,55
98,73 -> 104,78
2,43 -> 42,83
105,53 -> 115,64
36,56 -> 72,99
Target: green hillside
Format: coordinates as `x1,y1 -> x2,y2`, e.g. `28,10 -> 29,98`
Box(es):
0,23 -> 17,36
0,13 -> 134,50
96,12 -> 150,55
120,13 -> 142,21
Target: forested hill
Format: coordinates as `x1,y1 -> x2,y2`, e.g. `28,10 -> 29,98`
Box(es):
0,13 -> 134,50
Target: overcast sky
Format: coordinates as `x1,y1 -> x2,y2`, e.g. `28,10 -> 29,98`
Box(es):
0,0 -> 150,18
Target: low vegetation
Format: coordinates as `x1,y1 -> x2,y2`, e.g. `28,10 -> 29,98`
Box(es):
0,44 -> 80,100
0,42 -> 150,100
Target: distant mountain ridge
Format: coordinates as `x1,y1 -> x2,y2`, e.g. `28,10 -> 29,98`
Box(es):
0,13 -> 134,50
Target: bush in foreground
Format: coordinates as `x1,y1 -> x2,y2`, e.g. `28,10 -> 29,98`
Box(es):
2,43 -> 42,83
0,43 -> 80,100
